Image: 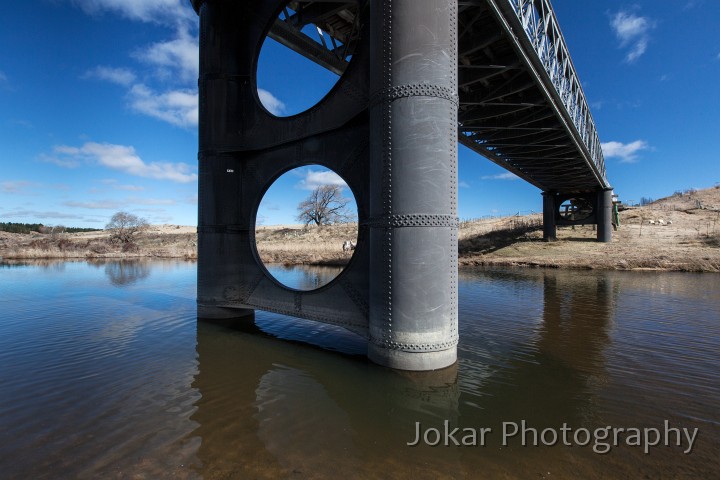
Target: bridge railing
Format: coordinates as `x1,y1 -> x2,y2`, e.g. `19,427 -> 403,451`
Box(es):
506,0 -> 606,181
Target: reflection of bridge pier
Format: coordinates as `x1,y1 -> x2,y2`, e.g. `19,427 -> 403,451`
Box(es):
189,270 -> 621,475
189,321 -> 460,478
538,270 -> 616,376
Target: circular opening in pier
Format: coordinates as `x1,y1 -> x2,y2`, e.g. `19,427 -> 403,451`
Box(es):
256,0 -> 361,117
558,198 -> 593,222
255,165 -> 359,291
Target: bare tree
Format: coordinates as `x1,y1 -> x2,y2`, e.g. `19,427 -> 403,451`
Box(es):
106,211 -> 148,243
296,185 -> 354,226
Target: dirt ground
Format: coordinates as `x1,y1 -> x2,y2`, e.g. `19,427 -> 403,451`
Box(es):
459,186 -> 720,272
2,187 -> 719,272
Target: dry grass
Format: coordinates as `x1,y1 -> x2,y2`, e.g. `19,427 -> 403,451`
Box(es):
255,223 -> 358,265
458,186 -> 720,272
2,187 -> 719,271
0,230 -> 197,260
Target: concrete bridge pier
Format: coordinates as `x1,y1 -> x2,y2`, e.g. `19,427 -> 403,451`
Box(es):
596,188 -> 614,243
367,0 -> 459,370
542,191 -> 557,242
195,0 -> 255,323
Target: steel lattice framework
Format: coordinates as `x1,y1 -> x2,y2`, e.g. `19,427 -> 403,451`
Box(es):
457,0 -> 607,192
510,0 -> 605,180
249,0 -> 609,193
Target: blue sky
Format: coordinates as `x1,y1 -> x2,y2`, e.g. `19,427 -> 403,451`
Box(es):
1,0 -> 718,227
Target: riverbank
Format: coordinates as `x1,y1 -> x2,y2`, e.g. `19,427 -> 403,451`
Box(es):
0,225 -> 198,261
2,187 -> 719,272
459,186 -> 719,272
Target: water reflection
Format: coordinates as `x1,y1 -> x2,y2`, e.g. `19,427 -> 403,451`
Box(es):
186,270 -> 717,479
97,260 -> 152,286
0,259 -> 67,272
188,268 -> 624,477
538,271 -> 615,377
265,264 -> 344,291
0,262 -> 717,479
190,320 -> 460,478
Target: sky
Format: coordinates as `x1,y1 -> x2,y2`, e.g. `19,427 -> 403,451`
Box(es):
1,0 -> 719,228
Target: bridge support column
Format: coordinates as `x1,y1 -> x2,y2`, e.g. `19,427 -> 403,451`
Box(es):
367,0 -> 459,370
596,188 -> 613,243
195,1 -> 254,323
542,192 -> 557,241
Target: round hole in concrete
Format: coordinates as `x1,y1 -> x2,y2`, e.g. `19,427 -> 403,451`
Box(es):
256,0 -> 361,117
255,165 -> 359,291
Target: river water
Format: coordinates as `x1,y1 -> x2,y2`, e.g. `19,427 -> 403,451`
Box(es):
0,260 -> 718,479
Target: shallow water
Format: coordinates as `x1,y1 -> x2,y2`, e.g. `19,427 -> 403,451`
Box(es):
0,260 -> 718,479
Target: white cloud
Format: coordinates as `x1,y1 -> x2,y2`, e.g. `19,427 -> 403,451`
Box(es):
610,11 -> 654,63
71,0 -> 194,25
83,66 -> 137,86
51,142 -> 197,182
134,28 -> 199,82
38,153 -> 82,168
258,89 -> 287,116
73,1 -> 200,129
2,209 -> 88,220
1,181 -> 37,193
64,200 -> 123,210
64,197 -> 175,209
0,70 -> 11,90
127,197 -> 176,206
298,169 -> 348,190
459,181 -> 470,188
481,172 -> 519,181
9,119 -> 34,129
128,84 -> 198,128
601,140 -> 649,163
113,184 -> 145,191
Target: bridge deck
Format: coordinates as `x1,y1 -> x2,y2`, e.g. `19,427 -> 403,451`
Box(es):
458,1 -> 607,193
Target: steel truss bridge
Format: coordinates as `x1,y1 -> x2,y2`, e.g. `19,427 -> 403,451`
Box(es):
191,0 -> 613,371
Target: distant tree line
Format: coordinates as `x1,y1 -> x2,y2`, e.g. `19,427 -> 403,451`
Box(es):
0,222 -> 101,234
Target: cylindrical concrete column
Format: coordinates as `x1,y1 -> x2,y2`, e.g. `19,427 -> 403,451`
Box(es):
196,1 -> 254,320
596,188 -> 613,243
542,192 -> 557,241
368,0 -> 459,370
